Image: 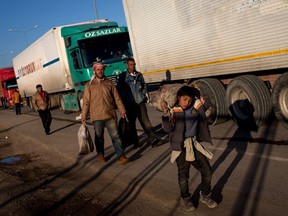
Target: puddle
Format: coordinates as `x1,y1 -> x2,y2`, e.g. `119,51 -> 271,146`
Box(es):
0,156 -> 23,164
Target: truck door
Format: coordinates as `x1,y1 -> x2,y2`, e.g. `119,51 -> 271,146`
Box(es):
70,48 -> 83,72
69,48 -> 90,86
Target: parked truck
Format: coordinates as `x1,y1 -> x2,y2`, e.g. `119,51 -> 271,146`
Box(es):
13,19 -> 132,113
123,0 -> 288,128
0,67 -> 18,109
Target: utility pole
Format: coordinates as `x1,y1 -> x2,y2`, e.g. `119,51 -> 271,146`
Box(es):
93,0 -> 99,20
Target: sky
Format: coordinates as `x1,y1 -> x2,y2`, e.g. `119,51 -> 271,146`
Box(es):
0,0 -> 127,68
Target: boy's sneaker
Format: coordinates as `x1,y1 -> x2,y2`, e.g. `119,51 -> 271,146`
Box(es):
199,192 -> 218,208
182,197 -> 195,211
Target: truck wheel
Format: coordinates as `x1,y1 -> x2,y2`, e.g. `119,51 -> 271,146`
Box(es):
191,78 -> 229,125
1,98 -> 8,109
50,94 -> 60,108
226,75 -> 272,128
59,96 -> 69,114
272,73 -> 288,128
77,91 -> 84,111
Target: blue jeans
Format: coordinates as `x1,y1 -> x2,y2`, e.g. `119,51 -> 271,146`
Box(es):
176,148 -> 212,199
93,118 -> 125,158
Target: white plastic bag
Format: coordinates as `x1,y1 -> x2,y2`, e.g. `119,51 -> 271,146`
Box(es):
78,123 -> 94,155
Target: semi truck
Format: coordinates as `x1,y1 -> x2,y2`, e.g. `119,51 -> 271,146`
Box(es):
122,0 -> 288,128
0,67 -> 18,109
13,19 -> 132,113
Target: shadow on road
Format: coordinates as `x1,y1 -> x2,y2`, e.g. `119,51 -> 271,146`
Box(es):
230,120 -> 277,216
211,127 -> 253,203
210,110 -> 278,216
50,122 -> 78,135
0,118 -> 39,133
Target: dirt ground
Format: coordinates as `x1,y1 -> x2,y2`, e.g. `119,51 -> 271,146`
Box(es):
0,133 -> 111,216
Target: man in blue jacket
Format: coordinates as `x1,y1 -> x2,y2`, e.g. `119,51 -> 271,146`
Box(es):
117,58 -> 160,148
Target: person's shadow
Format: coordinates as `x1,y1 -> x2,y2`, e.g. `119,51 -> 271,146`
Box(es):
210,100 -> 258,203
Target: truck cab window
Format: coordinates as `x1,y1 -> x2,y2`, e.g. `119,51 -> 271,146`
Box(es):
70,50 -> 82,69
79,33 -> 132,68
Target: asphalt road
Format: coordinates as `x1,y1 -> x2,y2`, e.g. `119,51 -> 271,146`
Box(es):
0,105 -> 287,216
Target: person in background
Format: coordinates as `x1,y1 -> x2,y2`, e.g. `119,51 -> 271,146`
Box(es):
81,62 -> 129,165
32,84 -> 52,135
161,85 -> 217,211
12,88 -> 22,115
117,58 -> 160,148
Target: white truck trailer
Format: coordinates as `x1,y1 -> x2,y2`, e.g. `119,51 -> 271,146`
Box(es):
13,19 -> 132,113
123,0 -> 288,128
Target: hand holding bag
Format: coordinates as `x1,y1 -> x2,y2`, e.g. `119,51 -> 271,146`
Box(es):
118,117 -> 133,147
78,123 -> 94,155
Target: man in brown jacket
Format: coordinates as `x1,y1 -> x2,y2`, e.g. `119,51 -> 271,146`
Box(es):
32,84 -> 52,135
81,62 -> 129,165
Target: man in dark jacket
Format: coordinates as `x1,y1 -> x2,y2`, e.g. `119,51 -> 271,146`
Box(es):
117,58 -> 160,148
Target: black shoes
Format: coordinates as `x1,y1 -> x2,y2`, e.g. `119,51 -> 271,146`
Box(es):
149,137 -> 162,147
45,129 -> 51,135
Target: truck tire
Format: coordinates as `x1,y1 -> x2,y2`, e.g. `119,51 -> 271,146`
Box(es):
191,78 -> 229,125
77,91 -> 84,111
1,98 -> 8,109
59,95 -> 69,114
226,75 -> 272,128
49,94 -> 59,108
272,73 -> 288,128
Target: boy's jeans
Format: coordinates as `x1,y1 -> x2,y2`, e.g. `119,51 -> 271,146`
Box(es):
176,148 -> 212,199
93,118 -> 124,158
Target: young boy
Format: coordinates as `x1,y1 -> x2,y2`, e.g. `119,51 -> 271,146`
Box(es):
161,85 -> 217,211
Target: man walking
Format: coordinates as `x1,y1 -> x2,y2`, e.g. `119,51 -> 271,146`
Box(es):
117,58 -> 159,148
32,84 -> 52,135
81,62 -> 129,165
12,88 -> 21,115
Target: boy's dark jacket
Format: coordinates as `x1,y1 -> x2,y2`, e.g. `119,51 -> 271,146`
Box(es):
162,103 -> 212,151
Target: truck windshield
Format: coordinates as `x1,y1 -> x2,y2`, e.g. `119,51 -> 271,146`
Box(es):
4,79 -> 17,90
79,33 -> 131,68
